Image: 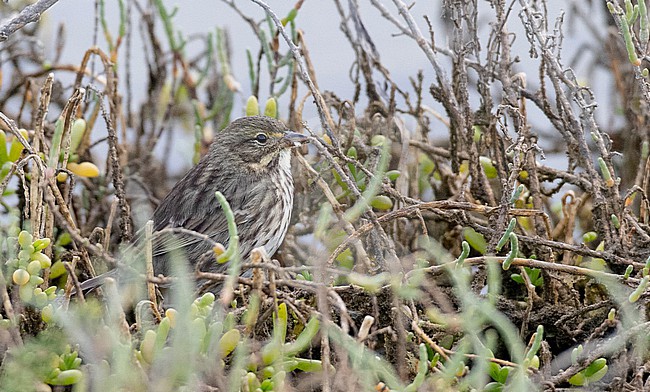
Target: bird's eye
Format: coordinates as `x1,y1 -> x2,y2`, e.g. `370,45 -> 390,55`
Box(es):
255,133 -> 268,144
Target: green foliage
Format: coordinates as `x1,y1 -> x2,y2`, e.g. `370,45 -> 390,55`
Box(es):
263,97 -> 278,118
214,191 -> 239,264
510,184 -> 525,204
418,153 -> 436,194
18,293 -> 323,390
153,0 -> 182,51
370,195 -> 393,210
597,157 -> 616,187
611,214 -> 621,229
624,264 -> 634,279
485,362 -> 512,391
511,267 -> 544,287
501,233 -> 518,270
0,129 -> 28,166
568,345 -> 608,386
455,241 -> 470,267
629,276 -> 648,303
98,0 -> 126,55
342,140 -> 391,222
4,231 -> 57,304
0,329 -> 83,391
0,129 -> 29,183
246,95 -> 260,116
45,345 -> 83,386
524,325 -> 544,363
347,271 -> 389,292
1,0 -> 648,390
479,156 -> 498,179
463,227 -> 487,255
496,218 -> 517,252
582,231 -> 598,243
609,1 -> 643,65
244,95 -> 278,118
403,344 -> 429,392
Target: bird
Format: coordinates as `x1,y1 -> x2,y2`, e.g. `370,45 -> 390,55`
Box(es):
79,115 -> 308,294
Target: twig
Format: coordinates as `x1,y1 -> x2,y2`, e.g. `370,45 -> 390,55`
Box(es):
0,0 -> 61,42
63,258 -> 85,304
144,221 -> 162,321
412,256 -> 638,286
549,322 -> 650,385
250,0 -> 337,146
0,268 -> 22,347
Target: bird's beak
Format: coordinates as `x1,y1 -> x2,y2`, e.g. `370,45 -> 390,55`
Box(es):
281,131 -> 309,148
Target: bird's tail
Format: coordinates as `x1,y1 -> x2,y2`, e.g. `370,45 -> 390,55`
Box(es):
77,268 -> 122,292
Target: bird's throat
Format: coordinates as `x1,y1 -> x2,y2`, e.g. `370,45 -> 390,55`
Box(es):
246,149 -> 291,174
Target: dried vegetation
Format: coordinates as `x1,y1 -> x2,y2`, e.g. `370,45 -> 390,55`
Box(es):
1,0 -> 650,391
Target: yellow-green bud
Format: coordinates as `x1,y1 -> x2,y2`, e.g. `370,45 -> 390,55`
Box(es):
32,238 -> 51,252
27,260 -> 42,275
18,231 -> 33,248
165,308 -> 177,328
218,329 -> 241,357
32,252 -> 52,269
246,96 -> 260,116
42,304 -> 54,323
19,284 -> 33,302
70,119 -> 86,152
49,369 -> 83,386
12,269 -> 30,286
139,329 -> 157,364
370,195 -> 393,211
264,97 -> 278,118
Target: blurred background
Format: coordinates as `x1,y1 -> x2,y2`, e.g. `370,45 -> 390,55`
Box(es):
38,1 -> 615,134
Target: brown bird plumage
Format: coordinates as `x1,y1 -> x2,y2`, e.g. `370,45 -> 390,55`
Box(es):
79,116 -> 308,293
152,115 -> 308,278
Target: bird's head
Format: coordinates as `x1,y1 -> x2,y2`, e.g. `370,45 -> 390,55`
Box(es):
212,116 -> 308,172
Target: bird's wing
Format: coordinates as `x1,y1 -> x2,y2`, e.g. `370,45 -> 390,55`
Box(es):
149,166 -> 257,271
